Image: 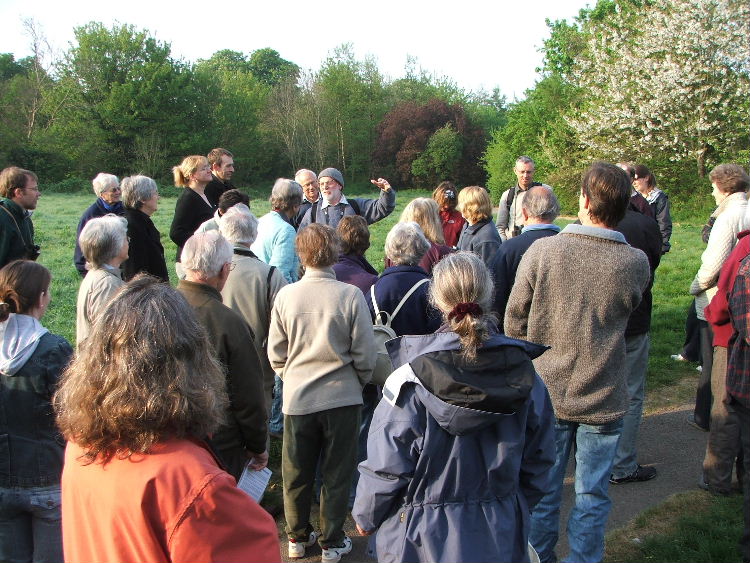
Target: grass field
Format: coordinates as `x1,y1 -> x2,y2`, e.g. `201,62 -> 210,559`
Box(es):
31,187 -> 741,562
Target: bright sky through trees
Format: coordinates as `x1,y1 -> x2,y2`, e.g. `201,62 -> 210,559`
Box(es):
0,0 -> 589,100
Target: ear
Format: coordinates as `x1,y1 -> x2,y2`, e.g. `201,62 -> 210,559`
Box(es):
521,208 -> 530,221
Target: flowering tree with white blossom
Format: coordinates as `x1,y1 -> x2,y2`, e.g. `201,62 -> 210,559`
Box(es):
568,0 -> 749,176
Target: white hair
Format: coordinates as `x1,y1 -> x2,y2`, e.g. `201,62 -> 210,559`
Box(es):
181,231 -> 233,278
92,173 -> 119,197
79,214 -> 128,269
219,204 -> 258,247
385,221 -> 430,266
121,175 -> 158,209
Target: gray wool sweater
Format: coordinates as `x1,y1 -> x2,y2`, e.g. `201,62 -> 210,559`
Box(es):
504,224 -> 650,424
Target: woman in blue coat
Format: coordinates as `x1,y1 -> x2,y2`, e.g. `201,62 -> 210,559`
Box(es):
353,252 -> 555,563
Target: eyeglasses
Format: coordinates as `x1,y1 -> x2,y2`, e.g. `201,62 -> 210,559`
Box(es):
226,262 -> 236,272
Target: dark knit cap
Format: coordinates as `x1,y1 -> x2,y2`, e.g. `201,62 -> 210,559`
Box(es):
318,167 -> 345,188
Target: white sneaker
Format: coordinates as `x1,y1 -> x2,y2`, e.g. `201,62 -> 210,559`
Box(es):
321,536 -> 353,563
671,354 -> 687,361
288,530 -> 319,559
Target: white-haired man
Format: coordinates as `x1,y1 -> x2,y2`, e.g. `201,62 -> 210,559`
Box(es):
292,169 -> 321,230
177,231 -> 268,481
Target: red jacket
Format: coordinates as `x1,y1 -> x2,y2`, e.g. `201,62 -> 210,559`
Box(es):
62,438 -> 281,563
705,230 -> 750,347
439,209 -> 465,248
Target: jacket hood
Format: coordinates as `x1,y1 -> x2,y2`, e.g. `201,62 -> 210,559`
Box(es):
383,331 -> 548,435
0,314 -> 48,376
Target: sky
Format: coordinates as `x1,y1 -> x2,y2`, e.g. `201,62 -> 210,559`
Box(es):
0,0 -> 590,101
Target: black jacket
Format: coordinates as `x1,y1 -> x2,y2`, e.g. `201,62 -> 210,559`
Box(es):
122,207 -> 169,282
615,210 -> 662,335
169,189 -> 217,262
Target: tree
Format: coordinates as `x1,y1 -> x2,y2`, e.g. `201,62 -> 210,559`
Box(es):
411,124 -> 463,187
568,0 -> 750,177
374,98 -> 485,187
248,48 -> 299,86
49,22 -> 208,178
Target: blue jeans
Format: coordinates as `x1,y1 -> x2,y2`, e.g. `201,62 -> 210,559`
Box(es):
529,418 -> 623,563
269,375 -> 284,435
611,332 -> 650,478
0,484 -> 63,563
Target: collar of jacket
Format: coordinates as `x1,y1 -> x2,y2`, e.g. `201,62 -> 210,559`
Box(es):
0,198 -> 28,219
386,329 -> 548,370
301,266 -> 336,280
561,223 -> 627,243
465,219 -> 491,234
177,279 -> 222,302
339,253 -> 378,275
380,264 -> 429,277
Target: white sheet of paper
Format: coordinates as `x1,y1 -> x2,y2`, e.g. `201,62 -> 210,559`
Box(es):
237,465 -> 272,502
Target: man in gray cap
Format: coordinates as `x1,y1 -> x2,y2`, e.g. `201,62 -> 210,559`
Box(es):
297,167 -> 396,231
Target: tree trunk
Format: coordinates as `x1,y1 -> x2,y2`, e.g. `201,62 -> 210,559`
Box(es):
697,144 -> 709,178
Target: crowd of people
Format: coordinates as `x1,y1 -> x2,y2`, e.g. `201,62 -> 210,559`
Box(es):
0,152 -> 748,563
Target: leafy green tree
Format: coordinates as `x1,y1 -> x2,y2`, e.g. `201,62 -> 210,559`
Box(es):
48,22 -> 208,179
411,124 -> 463,187
248,48 -> 299,86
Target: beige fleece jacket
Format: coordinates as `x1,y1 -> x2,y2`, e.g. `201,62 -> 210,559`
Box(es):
267,267 -> 375,415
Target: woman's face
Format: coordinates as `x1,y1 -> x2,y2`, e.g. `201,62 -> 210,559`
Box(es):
191,163 -> 213,185
712,182 -> 727,205
633,175 -> 650,195
140,192 -> 159,216
100,185 -> 121,205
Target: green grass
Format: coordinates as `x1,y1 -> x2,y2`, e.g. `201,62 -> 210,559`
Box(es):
605,491 -> 744,562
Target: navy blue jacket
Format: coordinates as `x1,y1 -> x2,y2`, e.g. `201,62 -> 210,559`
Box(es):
456,219 -> 502,266
353,330 -> 555,563
490,225 -> 559,322
366,265 -> 441,336
74,199 -> 125,276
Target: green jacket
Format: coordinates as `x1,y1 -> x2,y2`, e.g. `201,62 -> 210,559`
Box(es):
0,198 -> 36,267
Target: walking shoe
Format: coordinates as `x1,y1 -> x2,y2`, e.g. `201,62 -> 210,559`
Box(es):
686,415 -> 709,432
288,530 -> 319,559
671,353 -> 687,361
321,536 -> 353,563
610,464 -> 657,484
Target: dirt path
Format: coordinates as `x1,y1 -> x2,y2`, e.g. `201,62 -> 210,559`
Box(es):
281,404 -> 709,563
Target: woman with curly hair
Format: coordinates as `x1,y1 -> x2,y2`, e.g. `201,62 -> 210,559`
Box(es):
55,276 -> 280,563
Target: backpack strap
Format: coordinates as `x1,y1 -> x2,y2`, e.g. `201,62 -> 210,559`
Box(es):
348,198 -> 361,216
505,186 -> 516,214
371,278 -> 429,327
391,278 -> 429,320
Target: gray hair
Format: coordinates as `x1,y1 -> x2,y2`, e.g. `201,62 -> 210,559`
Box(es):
515,155 -> 535,168
92,173 -> 119,197
385,221 -> 430,266
295,169 -> 316,181
182,231 -> 233,278
269,178 -> 303,212
522,186 -> 560,222
121,175 -> 158,209
79,214 -> 128,269
219,204 -> 258,247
